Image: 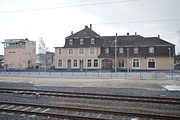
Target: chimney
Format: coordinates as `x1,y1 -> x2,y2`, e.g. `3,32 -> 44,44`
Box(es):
85,25 -> 88,29
71,31 -> 73,35
90,24 -> 92,30
127,33 -> 129,36
158,35 -> 160,38
135,32 -> 137,35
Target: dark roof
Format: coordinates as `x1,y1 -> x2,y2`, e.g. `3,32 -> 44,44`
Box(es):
102,35 -> 175,47
66,26 -> 100,39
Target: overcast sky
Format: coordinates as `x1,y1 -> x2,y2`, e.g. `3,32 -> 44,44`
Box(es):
0,0 -> 180,54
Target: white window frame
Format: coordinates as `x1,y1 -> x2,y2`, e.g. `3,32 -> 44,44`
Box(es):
68,48 -> 74,55
89,48 -> 95,55
80,38 -> 84,45
132,58 -> 140,69
119,48 -> 124,54
149,47 -> 154,53
58,48 -> 61,55
105,48 -> 109,54
87,59 -> 92,67
91,38 -> 95,44
73,59 -> 78,67
134,48 -> 139,54
94,59 -> 99,67
69,39 -> 73,45
79,48 -> 84,55
147,58 -> 156,69
58,59 -> 63,67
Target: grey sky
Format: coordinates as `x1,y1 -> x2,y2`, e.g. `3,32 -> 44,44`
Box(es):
0,0 -> 180,54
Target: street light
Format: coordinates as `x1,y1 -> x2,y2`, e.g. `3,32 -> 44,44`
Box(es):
127,48 -> 129,72
168,47 -> 171,72
114,33 -> 117,73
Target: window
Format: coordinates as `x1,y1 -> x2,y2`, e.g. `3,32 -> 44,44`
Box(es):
68,49 -> 73,55
79,48 -> 84,55
73,59 -> 77,67
87,59 -> 92,67
58,59 -> 62,67
58,48 -> 61,55
118,59 -> 125,68
69,39 -> 73,45
94,59 -> 98,67
89,48 -> 95,54
148,58 -> 155,68
91,38 -> 95,44
80,38 -> 84,45
105,48 -> 109,54
134,48 -> 138,53
149,47 -> 154,53
132,58 -> 140,68
119,48 -> 124,54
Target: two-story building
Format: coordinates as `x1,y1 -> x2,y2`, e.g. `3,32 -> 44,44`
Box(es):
55,25 -> 175,71
2,38 -> 36,70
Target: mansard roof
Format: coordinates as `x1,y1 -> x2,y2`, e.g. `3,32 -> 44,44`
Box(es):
102,35 -> 175,47
66,26 -> 100,39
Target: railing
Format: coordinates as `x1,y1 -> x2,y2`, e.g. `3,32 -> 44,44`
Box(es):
0,70 -> 180,80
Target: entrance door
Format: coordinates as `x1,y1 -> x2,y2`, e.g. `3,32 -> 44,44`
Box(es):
79,59 -> 84,71
67,59 -> 71,70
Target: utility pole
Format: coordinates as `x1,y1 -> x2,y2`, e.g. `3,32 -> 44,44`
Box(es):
115,33 -> 117,72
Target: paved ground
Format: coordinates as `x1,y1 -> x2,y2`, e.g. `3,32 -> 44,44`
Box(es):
0,75 -> 179,91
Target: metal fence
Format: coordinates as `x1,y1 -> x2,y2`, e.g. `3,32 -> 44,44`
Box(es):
0,71 -> 180,80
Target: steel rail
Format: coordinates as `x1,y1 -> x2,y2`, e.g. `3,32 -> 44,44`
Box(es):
0,88 -> 180,105
0,101 -> 180,120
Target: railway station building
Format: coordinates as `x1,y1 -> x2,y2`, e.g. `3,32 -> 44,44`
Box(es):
55,25 -> 175,71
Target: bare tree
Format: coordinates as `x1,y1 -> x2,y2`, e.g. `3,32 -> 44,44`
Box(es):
38,37 -> 48,54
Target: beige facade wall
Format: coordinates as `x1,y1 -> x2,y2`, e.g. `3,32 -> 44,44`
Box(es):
55,47 -> 101,69
108,57 -> 174,70
4,42 -> 36,69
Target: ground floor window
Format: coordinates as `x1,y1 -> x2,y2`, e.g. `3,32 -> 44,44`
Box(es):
118,59 -> 125,68
87,59 -> 92,67
94,59 -> 98,67
148,58 -> 155,68
101,59 -> 113,69
58,59 -> 62,67
73,59 -> 77,67
132,58 -> 140,68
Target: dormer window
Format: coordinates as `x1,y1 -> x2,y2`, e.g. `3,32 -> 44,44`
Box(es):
69,39 -> 73,45
134,48 -> 138,54
80,38 -> 84,45
149,47 -> 154,53
91,38 -> 95,44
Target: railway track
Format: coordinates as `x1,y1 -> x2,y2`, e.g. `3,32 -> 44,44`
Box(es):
0,88 -> 180,105
0,101 -> 180,120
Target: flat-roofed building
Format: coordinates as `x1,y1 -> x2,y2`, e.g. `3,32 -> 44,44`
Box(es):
2,38 -> 36,70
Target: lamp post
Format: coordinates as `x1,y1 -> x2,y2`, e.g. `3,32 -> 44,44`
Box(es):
114,33 -> 117,73
127,48 -> 129,72
168,47 -> 171,72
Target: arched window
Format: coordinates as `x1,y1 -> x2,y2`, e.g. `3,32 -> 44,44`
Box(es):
118,59 -> 125,68
148,58 -> 155,68
132,58 -> 140,68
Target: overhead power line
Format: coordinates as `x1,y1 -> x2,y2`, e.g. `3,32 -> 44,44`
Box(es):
0,0 -> 140,14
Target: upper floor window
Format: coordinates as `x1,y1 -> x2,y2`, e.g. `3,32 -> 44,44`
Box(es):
68,49 -> 73,55
134,48 -> 138,54
105,48 -> 109,54
89,48 -> 95,55
58,48 -> 61,55
91,38 -> 95,44
80,38 -> 84,45
69,39 -> 73,45
149,47 -> 154,53
79,48 -> 84,55
119,48 -> 124,54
